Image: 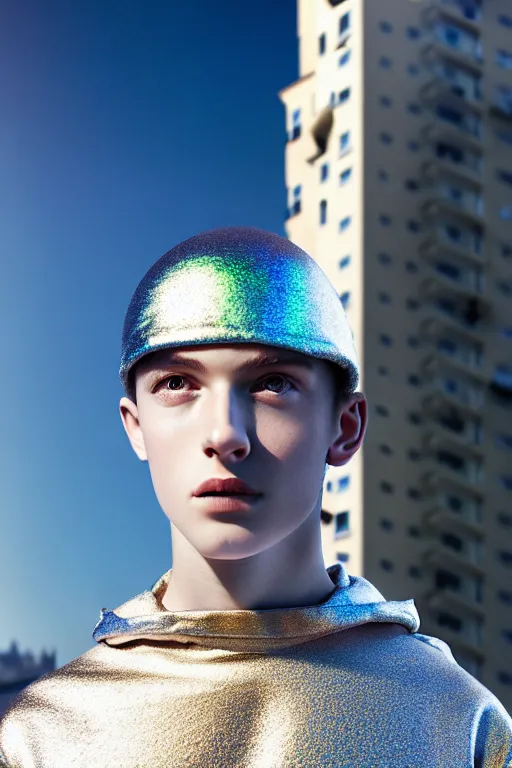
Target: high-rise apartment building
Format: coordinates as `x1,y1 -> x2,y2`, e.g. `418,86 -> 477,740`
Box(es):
279,0 -> 512,713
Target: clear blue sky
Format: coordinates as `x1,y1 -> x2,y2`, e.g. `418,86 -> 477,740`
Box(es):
0,0 -> 297,667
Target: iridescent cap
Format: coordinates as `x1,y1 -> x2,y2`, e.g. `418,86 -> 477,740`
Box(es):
120,226 -> 359,397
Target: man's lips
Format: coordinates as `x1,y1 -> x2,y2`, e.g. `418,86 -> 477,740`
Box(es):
192,477 -> 261,497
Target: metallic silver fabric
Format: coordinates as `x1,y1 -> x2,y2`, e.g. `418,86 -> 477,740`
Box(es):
1,563 -> 511,767
119,227 -> 360,397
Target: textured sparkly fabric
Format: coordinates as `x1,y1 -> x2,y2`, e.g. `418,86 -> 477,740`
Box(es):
119,227 -> 360,397
1,564 -> 511,767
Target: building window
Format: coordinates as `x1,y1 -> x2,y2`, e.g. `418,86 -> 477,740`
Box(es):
447,494 -> 463,512
339,216 -> 351,232
407,63 -> 420,76
409,412 -> 422,425
407,299 -> 419,311
379,444 -> 392,455
339,88 -> 350,104
496,49 -> 512,70
337,552 -> 350,563
339,12 -> 350,35
408,140 -> 420,152
498,512 -> 512,529
340,168 -> 352,184
497,280 -> 512,295
498,551 -> 512,566
408,449 -> 421,460
405,260 -> 418,273
408,336 -> 419,347
497,130 -> 512,146
380,214 -> 392,226
320,163 -> 329,182
376,405 -> 390,417
380,132 -> 393,145
405,179 -> 419,191
378,252 -> 392,265
338,476 -> 350,492
379,518 -> 394,530
407,27 -> 421,40
340,131 -> 350,153
407,220 -> 420,233
380,559 -> 394,571
501,630 -> 512,644
380,481 -> 394,494
408,525 -> 421,538
408,102 -> 422,115
436,261 -> 461,280
379,334 -> 393,346
340,291 -> 350,308
438,612 -> 462,632
500,475 -> 512,492
498,589 -> 512,605
501,243 -> 512,259
378,365 -> 389,376
500,206 -> 512,221
408,488 -> 421,500
320,199 -> 327,225
378,169 -> 390,182
339,50 -> 351,67
335,511 -> 349,536
496,433 -> 512,451
438,449 -> 465,472
378,291 -> 391,304
379,56 -> 392,69
441,532 -> 463,551
379,21 -> 393,33
287,185 -> 301,218
339,255 -> 351,269
319,33 -> 326,55
380,95 -> 393,107
408,374 -> 421,386
498,671 -> 512,685
409,566 -> 422,578
326,481 -> 332,493
498,14 -> 512,28
290,108 -> 301,141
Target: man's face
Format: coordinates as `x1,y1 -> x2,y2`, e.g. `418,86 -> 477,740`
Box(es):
120,343 -> 364,561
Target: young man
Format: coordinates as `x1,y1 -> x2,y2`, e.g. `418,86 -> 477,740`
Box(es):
1,227 -> 511,767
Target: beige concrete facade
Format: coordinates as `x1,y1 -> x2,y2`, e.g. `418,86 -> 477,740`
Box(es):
280,0 -> 512,713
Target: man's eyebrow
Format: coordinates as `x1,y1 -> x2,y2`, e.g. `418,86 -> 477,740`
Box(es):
150,350 -> 315,375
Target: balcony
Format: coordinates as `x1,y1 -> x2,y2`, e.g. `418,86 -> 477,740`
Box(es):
418,260 -> 486,301
423,504 -> 483,539
422,39 -> 483,76
422,427 -> 483,462
425,587 -> 485,620
420,231 -> 486,271
421,397 -> 483,451
307,106 -> 333,164
422,546 -> 485,579
424,295 -> 487,343
421,114 -> 482,153
490,86 -> 512,123
419,454 -> 483,496
421,194 -> 484,228
423,0 -> 482,34
420,77 -> 483,116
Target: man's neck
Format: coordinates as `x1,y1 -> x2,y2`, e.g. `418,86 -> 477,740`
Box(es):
161,516 -> 336,613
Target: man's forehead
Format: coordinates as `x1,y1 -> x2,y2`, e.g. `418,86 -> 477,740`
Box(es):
138,344 -> 318,371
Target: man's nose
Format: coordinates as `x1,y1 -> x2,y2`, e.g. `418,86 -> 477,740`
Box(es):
201,388 -> 251,461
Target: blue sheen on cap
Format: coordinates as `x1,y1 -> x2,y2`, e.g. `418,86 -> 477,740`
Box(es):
120,227 -> 359,396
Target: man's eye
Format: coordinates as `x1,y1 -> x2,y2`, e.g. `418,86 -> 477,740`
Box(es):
160,375 -> 190,391
257,375 -> 294,395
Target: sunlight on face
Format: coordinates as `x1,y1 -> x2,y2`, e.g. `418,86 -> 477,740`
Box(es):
127,343 -> 339,560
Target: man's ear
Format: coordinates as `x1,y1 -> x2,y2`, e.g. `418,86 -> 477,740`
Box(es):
119,397 -> 148,461
326,393 -> 367,467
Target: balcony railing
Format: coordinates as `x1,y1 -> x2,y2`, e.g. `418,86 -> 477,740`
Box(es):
422,545 -> 485,578
424,587 -> 485,620
422,504 -> 484,539
422,39 -> 483,76
424,0 -> 482,32
420,78 -> 483,114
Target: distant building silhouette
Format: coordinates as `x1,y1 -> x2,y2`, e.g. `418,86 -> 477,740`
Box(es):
0,641 -> 56,717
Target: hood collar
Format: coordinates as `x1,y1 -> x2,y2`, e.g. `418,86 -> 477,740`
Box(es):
92,564 -> 420,652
